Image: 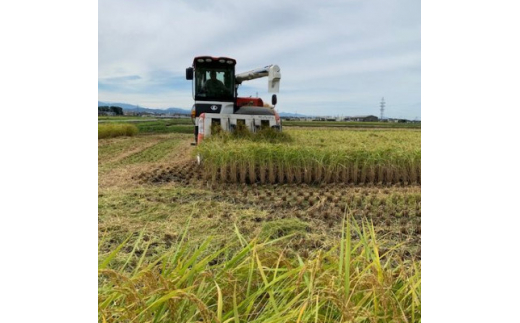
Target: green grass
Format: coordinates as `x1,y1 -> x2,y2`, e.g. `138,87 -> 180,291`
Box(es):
121,137 -> 184,165
98,123 -> 139,139
136,121 -> 193,134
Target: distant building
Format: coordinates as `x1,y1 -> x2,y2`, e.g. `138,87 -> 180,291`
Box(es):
281,117 -> 299,121
344,115 -> 379,122
387,118 -> 409,123
98,111 -> 116,116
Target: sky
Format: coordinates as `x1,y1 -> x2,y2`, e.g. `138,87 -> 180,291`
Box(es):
99,0 -> 420,119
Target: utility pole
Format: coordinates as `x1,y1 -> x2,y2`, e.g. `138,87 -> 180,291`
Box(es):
380,97 -> 385,121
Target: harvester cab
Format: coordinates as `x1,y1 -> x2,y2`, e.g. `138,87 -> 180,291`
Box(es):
186,56 -> 282,145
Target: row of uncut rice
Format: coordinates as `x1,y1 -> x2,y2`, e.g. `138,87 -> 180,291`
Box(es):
197,128 -> 421,185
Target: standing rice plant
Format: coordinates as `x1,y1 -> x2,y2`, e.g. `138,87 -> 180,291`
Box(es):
324,164 -> 334,183
220,165 -> 228,182
314,154 -> 324,183
303,154 -> 313,184
294,166 -> 303,184
210,164 -> 218,183
385,165 -> 394,185
340,161 -> 350,184
277,160 -> 285,184
409,149 -> 420,185
99,215 -> 421,322
384,152 -> 397,184
268,161 -> 276,184
293,150 -> 304,184
196,128 -> 420,186
259,164 -> 266,184
230,160 -> 238,183
322,151 -> 336,183
98,123 -> 139,139
399,155 -> 410,185
416,162 -> 421,184
366,153 -> 377,184
284,152 -> 294,184
202,164 -> 211,181
239,160 -> 247,184
359,164 -> 367,184
248,160 -> 257,183
376,164 -> 384,184
265,147 -> 276,184
351,160 -> 359,184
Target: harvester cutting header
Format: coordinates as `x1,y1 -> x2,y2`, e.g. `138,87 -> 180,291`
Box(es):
186,56 -> 282,144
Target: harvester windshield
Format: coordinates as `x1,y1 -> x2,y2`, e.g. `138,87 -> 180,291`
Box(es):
194,67 -> 234,101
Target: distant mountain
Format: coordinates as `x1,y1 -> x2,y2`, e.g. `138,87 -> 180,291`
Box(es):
98,101 -> 313,117
98,101 -> 191,114
278,112 -> 309,118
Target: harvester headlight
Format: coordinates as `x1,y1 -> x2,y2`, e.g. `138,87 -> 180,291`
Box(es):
205,58 -> 212,62
226,60 -> 233,64
197,58 -> 204,63
219,59 -> 225,63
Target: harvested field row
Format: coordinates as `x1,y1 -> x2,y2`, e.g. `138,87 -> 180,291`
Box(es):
100,181 -> 421,260
99,134 -> 191,169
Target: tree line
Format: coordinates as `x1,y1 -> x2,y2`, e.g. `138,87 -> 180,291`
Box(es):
98,106 -> 123,115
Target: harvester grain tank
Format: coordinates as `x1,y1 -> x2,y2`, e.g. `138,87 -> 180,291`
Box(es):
186,56 -> 282,144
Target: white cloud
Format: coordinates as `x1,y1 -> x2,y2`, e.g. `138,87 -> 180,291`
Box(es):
99,0 -> 420,119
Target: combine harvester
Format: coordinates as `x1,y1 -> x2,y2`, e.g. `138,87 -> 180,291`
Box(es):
186,56 -> 282,146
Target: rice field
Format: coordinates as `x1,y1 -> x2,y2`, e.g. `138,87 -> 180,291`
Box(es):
197,129 -> 421,185
98,126 -> 421,322
98,117 -> 194,134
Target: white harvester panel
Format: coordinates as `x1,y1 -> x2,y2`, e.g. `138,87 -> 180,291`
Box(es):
268,65 -> 281,93
197,112 -> 280,144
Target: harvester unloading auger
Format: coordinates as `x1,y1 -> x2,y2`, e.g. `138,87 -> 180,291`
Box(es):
186,56 -> 282,146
